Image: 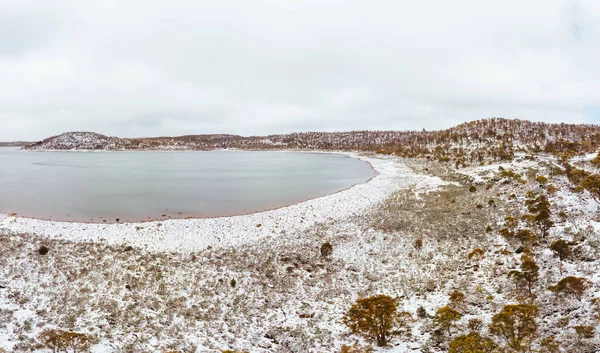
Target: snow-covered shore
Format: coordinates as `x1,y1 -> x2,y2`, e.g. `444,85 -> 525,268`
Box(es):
0,154 -> 448,252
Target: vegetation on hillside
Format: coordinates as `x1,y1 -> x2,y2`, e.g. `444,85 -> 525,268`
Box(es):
2,118 -> 600,352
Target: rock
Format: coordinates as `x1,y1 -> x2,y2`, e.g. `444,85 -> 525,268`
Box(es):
346,265 -> 360,272
366,273 -> 381,281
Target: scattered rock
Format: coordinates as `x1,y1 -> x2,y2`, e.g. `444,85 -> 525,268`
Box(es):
346,265 -> 360,272
320,242 -> 333,258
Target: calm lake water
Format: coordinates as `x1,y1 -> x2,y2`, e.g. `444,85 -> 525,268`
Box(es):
0,148 -> 374,222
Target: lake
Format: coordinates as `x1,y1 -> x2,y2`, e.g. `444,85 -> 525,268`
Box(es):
0,149 -> 375,222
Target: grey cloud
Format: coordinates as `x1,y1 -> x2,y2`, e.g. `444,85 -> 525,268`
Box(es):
1,0 -> 600,141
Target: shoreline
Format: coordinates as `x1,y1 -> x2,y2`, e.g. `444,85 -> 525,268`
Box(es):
0,150 -> 379,224
0,153 -> 449,252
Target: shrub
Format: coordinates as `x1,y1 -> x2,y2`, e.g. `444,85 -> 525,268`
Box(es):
39,329 -> 92,353
38,246 -> 50,255
320,242 -> 333,258
468,248 -> 485,261
592,297 -> 600,320
499,228 -> 514,239
516,229 -> 536,245
413,238 -> 423,252
448,332 -> 498,353
469,185 -> 477,192
549,276 -> 589,300
489,304 -> 539,352
508,255 -> 539,295
343,295 -> 412,346
536,175 -> 548,185
499,168 -> 525,183
525,195 -> 553,238
539,337 -> 560,353
434,306 -> 462,336
339,344 -> 374,353
449,291 -> 465,310
579,173 -> 600,203
550,240 -> 571,262
505,215 -> 518,228
574,325 -> 595,339
467,318 -> 483,332
416,306 -> 428,318
557,211 -> 567,220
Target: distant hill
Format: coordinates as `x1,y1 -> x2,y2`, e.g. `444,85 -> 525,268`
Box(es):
24,132 -> 241,151
23,118 -> 600,164
0,141 -> 32,147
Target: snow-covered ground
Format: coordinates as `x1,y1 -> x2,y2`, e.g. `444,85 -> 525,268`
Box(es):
2,155 -> 599,352
0,154 -> 449,253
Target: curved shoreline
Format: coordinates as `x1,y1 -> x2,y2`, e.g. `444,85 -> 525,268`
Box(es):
0,154 -> 449,252
0,150 -> 378,224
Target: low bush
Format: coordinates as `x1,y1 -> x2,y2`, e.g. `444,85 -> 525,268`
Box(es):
39,329 -> 92,353
549,276 -> 589,300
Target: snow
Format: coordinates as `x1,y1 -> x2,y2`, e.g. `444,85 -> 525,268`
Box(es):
0,154 -> 449,253
458,158 -> 541,184
2,152 -> 600,352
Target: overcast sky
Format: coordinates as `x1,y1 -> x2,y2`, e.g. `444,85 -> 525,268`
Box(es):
1,0 -> 599,140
